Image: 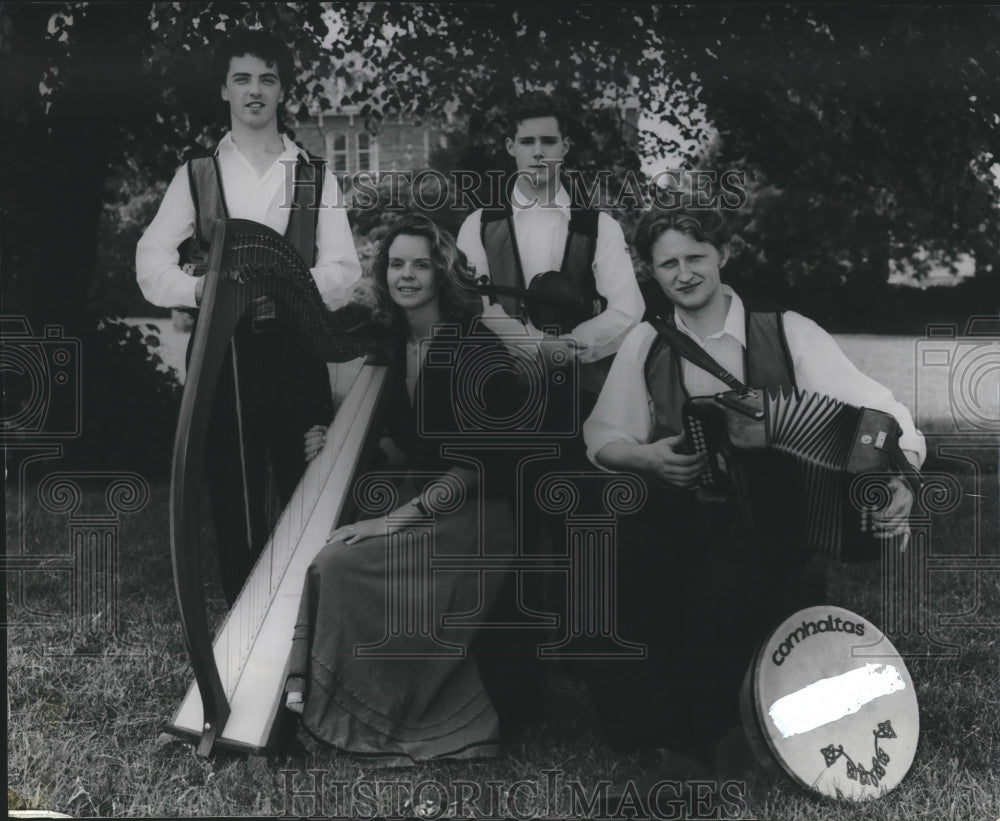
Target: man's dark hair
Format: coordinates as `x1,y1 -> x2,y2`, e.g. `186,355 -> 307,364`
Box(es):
212,29 -> 294,88
506,91 -> 570,138
632,207 -> 732,264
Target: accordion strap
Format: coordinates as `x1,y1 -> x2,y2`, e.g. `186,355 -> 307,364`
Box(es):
657,314 -> 925,497
648,315 -> 749,394
881,437 -> 924,496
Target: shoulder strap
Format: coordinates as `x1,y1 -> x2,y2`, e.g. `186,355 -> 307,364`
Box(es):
283,154 -> 325,266
745,309 -> 796,390
480,198 -> 527,318
646,314 -> 748,393
481,204 -> 510,227
186,148 -> 229,248
558,206 -> 600,309
567,206 -> 600,242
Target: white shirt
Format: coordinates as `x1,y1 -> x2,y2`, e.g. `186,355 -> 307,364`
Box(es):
584,287 -> 926,467
456,184 -> 644,363
136,132 -> 361,309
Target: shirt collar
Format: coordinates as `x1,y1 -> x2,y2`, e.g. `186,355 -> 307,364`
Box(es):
674,285 -> 747,348
217,131 -> 301,162
510,181 -> 572,212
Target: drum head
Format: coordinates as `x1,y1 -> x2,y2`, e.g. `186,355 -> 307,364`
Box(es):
740,605 -> 918,801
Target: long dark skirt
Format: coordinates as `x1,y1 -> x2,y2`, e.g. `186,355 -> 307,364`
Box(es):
286,495 -> 516,765
581,492 -> 824,760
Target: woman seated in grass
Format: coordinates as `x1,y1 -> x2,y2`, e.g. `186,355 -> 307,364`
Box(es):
284,214 -> 524,765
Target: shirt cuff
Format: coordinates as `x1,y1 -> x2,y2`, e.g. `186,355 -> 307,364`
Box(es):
180,275 -> 199,309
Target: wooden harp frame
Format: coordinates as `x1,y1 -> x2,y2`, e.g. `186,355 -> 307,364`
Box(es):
162,219 -> 389,756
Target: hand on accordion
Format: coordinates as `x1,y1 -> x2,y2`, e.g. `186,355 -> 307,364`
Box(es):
872,475 -> 914,538
646,432 -> 709,489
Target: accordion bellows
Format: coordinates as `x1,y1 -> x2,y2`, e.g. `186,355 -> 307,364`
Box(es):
684,388 -> 915,562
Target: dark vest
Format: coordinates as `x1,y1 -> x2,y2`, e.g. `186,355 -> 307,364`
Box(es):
480,200 -> 599,325
644,309 -> 796,441
183,143 -> 325,267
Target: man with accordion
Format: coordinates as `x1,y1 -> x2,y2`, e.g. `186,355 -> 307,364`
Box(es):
581,206 -> 925,784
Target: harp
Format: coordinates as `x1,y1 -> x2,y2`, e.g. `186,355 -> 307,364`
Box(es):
162,219 -> 390,756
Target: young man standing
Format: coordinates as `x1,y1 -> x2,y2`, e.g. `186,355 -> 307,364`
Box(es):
456,92 -> 645,734
137,29 -> 362,604
456,91 -> 645,406
582,206 -> 924,779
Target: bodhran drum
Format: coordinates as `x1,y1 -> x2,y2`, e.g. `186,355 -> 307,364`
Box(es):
739,605 -> 919,801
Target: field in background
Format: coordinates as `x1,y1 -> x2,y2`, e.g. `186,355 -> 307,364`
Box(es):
8,332 -> 998,819
132,319 -> 975,431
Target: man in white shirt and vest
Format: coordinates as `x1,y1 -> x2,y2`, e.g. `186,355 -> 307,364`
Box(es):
457,91 -> 645,406
136,29 -> 362,605
582,206 -> 925,781
457,92 -> 645,735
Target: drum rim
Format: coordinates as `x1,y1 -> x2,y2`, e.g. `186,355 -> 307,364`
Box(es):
743,605 -> 920,800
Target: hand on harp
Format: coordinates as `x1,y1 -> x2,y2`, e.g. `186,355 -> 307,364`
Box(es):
303,424 -> 327,463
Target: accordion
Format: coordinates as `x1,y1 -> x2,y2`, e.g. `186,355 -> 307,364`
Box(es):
683,388 -> 920,562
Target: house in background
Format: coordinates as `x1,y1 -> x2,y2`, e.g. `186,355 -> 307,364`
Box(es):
291,106 -> 453,180
290,98 -> 640,186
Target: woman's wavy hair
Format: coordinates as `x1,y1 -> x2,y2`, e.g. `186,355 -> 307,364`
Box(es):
369,215 -> 483,330
632,207 -> 732,264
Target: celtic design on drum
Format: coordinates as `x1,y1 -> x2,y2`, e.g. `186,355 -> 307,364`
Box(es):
820,720 -> 897,788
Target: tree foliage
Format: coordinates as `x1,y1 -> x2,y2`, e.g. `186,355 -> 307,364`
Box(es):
3,3 -> 998,329
654,6 -> 1000,322
327,4 -> 1000,319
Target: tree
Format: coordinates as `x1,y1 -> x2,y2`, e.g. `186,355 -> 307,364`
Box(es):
0,2 -> 342,328
4,3 -> 997,329
328,4 -> 1000,324
0,3 -> 338,474
649,6 -> 1000,323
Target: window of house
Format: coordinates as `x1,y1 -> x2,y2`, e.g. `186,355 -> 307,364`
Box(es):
325,132 -> 349,173
356,132 -> 379,172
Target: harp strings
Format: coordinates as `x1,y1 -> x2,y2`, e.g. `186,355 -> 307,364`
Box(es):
213,233 -> 329,697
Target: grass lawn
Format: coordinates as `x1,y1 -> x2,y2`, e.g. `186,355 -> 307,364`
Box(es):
7,335 -> 1000,819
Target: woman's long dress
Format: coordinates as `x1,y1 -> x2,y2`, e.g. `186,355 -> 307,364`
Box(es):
285,321 -> 523,765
